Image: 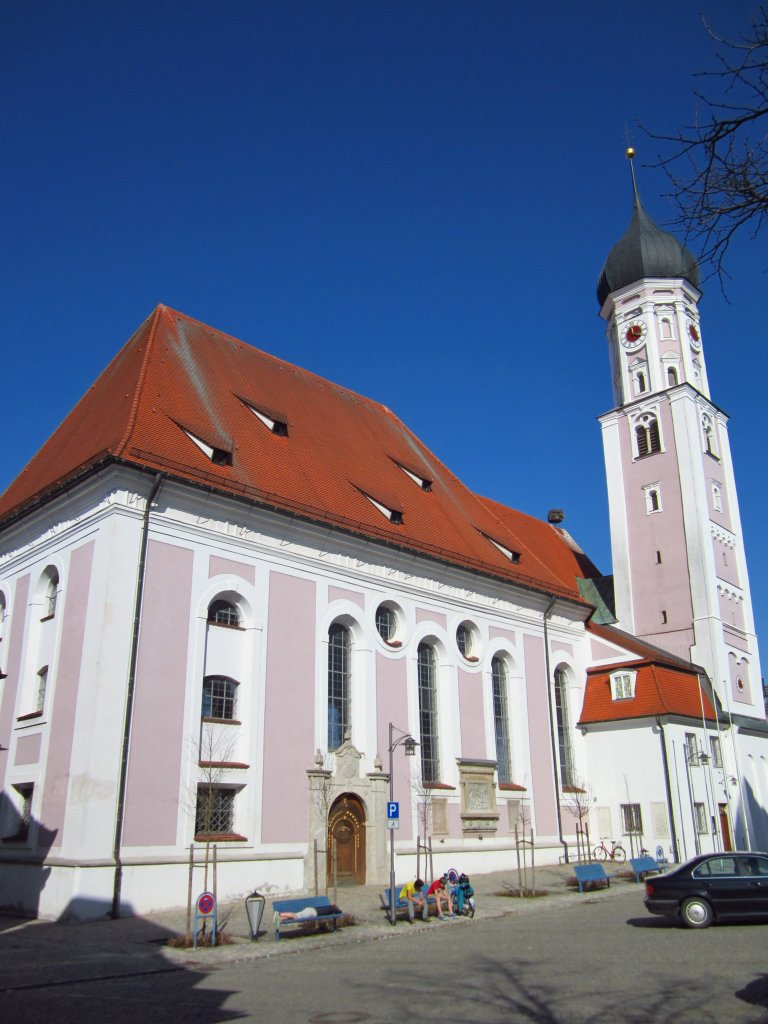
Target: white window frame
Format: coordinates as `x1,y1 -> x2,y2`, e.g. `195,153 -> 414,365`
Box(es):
610,670 -> 636,701
712,482 -> 723,513
694,802 -> 708,834
643,483 -> 662,515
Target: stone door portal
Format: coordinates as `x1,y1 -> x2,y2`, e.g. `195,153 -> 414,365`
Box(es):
328,793 -> 366,885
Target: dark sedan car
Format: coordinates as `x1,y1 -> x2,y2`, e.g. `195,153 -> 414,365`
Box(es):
644,852 -> 768,928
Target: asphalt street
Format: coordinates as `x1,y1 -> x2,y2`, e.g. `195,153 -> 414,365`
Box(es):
3,887 -> 768,1024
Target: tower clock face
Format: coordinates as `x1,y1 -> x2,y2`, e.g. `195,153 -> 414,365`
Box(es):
622,321 -> 647,348
687,321 -> 701,349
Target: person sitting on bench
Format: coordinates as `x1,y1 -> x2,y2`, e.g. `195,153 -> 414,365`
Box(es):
400,878 -> 428,922
426,875 -> 454,919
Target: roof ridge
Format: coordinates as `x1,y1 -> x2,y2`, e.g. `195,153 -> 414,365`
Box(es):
114,305 -> 165,455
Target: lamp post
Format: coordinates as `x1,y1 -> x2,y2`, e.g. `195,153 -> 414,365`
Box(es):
388,722 -> 417,926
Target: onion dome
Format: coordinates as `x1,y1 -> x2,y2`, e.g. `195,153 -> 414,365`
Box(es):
597,149 -> 700,306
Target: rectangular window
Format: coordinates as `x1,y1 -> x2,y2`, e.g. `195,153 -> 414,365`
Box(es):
710,737 -> 723,768
694,802 -> 708,834
195,786 -> 235,836
612,673 -> 633,700
685,733 -> 698,762
621,803 -> 642,835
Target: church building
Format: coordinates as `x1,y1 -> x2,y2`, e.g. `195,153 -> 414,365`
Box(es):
0,162 -> 765,920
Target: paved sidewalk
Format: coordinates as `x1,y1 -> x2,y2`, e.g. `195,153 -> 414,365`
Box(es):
0,860 -> 646,988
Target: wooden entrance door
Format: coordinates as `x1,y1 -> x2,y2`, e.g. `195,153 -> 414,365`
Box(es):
719,804 -> 733,851
328,794 -> 366,885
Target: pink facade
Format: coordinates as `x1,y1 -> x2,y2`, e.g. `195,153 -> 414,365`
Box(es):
209,555 -> 255,585
14,733 -> 41,766
619,402 -> 694,649
0,575 -> 29,782
261,571 -> 316,843
523,634 -> 557,836
328,586 -> 364,608
123,541 -> 194,846
375,651 -> 412,836
457,667 -> 485,759
417,608 -> 446,628
41,542 -> 94,847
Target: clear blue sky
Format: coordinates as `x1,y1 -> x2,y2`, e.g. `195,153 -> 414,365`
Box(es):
3,1 -> 766,666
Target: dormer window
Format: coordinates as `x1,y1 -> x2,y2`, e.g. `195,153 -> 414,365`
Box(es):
358,489 -> 403,524
610,671 -> 636,700
181,428 -> 232,466
394,461 -> 432,491
481,532 -> 521,564
241,400 -> 288,436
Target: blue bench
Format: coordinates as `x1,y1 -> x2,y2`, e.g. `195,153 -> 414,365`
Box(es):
573,863 -> 610,893
630,856 -> 662,881
271,896 -> 344,940
379,885 -> 437,918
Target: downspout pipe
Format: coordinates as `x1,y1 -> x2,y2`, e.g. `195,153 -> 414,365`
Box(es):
111,473 -> 164,919
655,716 -> 680,863
543,596 -> 569,864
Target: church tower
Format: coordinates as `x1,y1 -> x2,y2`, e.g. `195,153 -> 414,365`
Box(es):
597,150 -> 763,718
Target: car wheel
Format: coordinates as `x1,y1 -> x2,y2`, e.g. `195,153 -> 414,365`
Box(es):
613,845 -> 626,863
593,846 -> 607,861
681,896 -> 713,929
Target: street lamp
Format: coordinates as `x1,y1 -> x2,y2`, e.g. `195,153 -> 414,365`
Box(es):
388,722 -> 417,926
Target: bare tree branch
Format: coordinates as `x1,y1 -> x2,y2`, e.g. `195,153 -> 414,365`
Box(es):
645,8 -> 768,284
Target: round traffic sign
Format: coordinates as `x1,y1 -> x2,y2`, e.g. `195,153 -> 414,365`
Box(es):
197,891 -> 215,915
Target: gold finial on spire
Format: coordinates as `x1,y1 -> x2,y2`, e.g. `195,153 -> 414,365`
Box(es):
626,147 -> 640,203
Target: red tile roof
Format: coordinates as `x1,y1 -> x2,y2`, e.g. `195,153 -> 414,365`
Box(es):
0,306 -> 594,603
579,660 -> 717,725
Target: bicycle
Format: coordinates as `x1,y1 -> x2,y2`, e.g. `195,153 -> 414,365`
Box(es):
593,837 -> 626,862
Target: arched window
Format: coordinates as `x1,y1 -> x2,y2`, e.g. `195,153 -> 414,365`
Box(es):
43,568 -> 59,619
327,623 -> 351,750
456,622 -> 475,658
201,676 -> 238,720
553,668 -> 574,787
667,366 -> 679,386
635,415 -> 661,457
634,371 -> 646,395
207,599 -> 240,627
492,656 -> 511,783
417,642 -> 439,782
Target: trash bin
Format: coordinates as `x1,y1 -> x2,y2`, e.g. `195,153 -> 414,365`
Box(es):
245,890 -> 266,940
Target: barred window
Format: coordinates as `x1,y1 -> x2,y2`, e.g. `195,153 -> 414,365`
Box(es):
418,643 -> 439,782
208,600 -> 240,627
553,667 -> 574,787
328,623 -> 351,750
202,676 -> 238,720
621,803 -> 643,835
195,786 -> 235,836
375,604 -> 397,642
492,656 -> 511,784
694,802 -> 707,834
456,622 -> 474,658
710,736 -> 723,768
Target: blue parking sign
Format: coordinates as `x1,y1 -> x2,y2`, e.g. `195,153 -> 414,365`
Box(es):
387,801 -> 399,819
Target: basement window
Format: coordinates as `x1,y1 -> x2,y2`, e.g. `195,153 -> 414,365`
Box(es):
182,428 -> 232,466
241,400 -> 288,436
